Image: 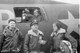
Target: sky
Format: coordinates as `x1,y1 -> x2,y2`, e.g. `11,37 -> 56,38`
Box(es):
53,0 -> 79,4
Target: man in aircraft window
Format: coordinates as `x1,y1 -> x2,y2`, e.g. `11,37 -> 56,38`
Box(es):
33,9 -> 44,22
22,8 -> 33,22
24,19 -> 46,53
1,19 -> 24,53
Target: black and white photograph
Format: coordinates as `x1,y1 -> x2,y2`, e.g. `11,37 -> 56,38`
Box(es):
0,0 -> 79,53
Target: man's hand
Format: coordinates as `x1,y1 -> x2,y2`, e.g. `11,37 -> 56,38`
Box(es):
12,48 -> 20,52
17,48 -> 20,52
39,40 -> 46,45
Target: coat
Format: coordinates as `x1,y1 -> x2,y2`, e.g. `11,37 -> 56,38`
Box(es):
51,28 -> 77,52
1,26 -> 24,52
24,29 -> 44,52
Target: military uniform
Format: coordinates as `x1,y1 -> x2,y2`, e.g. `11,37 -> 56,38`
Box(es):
1,26 -> 24,53
24,29 -> 44,53
32,15 -> 44,22
0,33 -> 2,52
22,9 -> 33,22
51,28 -> 77,53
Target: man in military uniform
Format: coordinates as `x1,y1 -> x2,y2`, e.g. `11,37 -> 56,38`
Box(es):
22,8 -> 33,22
24,19 -> 46,53
33,9 -> 44,22
50,22 -> 77,53
0,33 -> 2,52
1,19 -> 24,53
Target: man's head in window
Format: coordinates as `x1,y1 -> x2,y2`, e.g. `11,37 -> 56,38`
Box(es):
33,9 -> 40,16
22,8 -> 30,14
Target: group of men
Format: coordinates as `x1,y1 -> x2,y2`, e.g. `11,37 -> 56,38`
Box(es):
22,8 -> 44,22
0,19 -> 46,53
0,8 -> 78,53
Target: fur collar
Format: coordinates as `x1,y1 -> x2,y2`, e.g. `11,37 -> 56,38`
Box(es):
28,29 -> 43,36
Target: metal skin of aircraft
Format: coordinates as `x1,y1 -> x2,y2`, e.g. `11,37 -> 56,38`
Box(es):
0,0 -> 79,53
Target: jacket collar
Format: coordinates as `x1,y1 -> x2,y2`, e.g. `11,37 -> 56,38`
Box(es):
28,29 -> 43,36
5,26 -> 19,33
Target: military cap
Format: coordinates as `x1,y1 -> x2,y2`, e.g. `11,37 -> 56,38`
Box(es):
8,19 -> 16,23
30,19 -> 39,27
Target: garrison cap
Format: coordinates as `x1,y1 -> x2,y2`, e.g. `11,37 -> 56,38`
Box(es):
30,19 -> 39,27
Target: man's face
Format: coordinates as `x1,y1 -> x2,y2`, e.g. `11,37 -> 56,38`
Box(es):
9,21 -> 16,28
31,24 -> 39,31
34,11 -> 39,16
53,24 -> 58,32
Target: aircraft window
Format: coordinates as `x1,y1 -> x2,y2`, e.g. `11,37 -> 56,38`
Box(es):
14,7 -> 46,23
